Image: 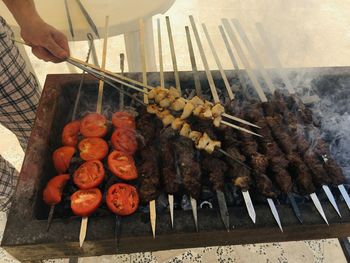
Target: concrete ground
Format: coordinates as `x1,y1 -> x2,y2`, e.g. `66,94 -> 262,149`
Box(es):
1,0 -> 350,262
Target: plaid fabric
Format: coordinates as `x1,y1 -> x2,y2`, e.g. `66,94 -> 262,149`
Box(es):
0,17 -> 40,211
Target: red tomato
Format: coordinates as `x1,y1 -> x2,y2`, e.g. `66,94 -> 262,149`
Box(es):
43,174 -> 70,205
80,113 -> 108,138
62,120 -> 80,147
107,151 -> 138,180
112,112 -> 136,130
70,188 -> 102,217
111,128 -> 137,155
73,160 -> 105,189
78,137 -> 108,161
52,146 -> 75,173
106,183 -> 139,216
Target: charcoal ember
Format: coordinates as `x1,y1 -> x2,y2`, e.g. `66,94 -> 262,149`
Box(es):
304,153 -> 331,185
223,183 -> 235,206
156,193 -> 169,213
324,158 -> 346,185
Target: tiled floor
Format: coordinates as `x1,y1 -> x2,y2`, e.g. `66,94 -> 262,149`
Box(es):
1,0 -> 350,262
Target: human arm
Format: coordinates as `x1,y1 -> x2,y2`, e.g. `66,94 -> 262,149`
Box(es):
3,0 -> 69,63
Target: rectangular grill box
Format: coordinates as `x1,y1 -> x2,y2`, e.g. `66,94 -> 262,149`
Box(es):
2,68 -> 350,261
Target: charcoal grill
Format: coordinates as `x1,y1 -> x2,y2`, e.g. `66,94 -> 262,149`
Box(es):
1,67 -> 350,261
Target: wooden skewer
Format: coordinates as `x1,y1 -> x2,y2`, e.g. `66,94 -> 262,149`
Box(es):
221,19 -> 268,103
157,19 -> 165,88
96,16 -> 109,114
80,16 -> 109,248
139,18 -> 156,238
202,23 -> 234,100
165,16 -> 181,94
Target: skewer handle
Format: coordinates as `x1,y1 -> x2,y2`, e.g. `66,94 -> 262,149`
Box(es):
157,19 -> 165,88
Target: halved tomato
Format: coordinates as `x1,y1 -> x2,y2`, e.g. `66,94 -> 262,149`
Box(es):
107,150 -> 138,180
70,188 -> 102,217
73,160 -> 105,189
80,113 -> 108,138
111,128 -> 137,155
43,174 -> 70,205
112,111 -> 136,130
62,120 -> 80,147
78,137 -> 108,161
106,183 -> 139,216
52,146 -> 75,173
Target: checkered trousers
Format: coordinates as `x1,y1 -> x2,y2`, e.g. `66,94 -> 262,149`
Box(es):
0,17 -> 40,211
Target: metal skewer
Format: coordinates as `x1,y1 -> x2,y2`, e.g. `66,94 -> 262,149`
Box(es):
221,19 -> 268,103
231,19 -> 276,94
66,56 -> 259,131
75,0 -> 100,38
202,23 -> 234,101
158,18 -> 175,229
230,17 -> 334,225
218,25 -> 250,100
165,16 -> 181,94
157,19 -> 165,89
322,185 -> 341,217
251,22 -> 340,220
219,19 -> 285,229
185,26 -> 202,98
80,16 -> 109,248
188,17 -> 254,228
255,23 -> 295,94
64,0 -> 74,39
139,18 -> 156,238
166,16 -> 198,231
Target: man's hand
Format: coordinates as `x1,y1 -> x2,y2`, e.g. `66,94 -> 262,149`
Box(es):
21,17 -> 69,63
3,0 -> 70,63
